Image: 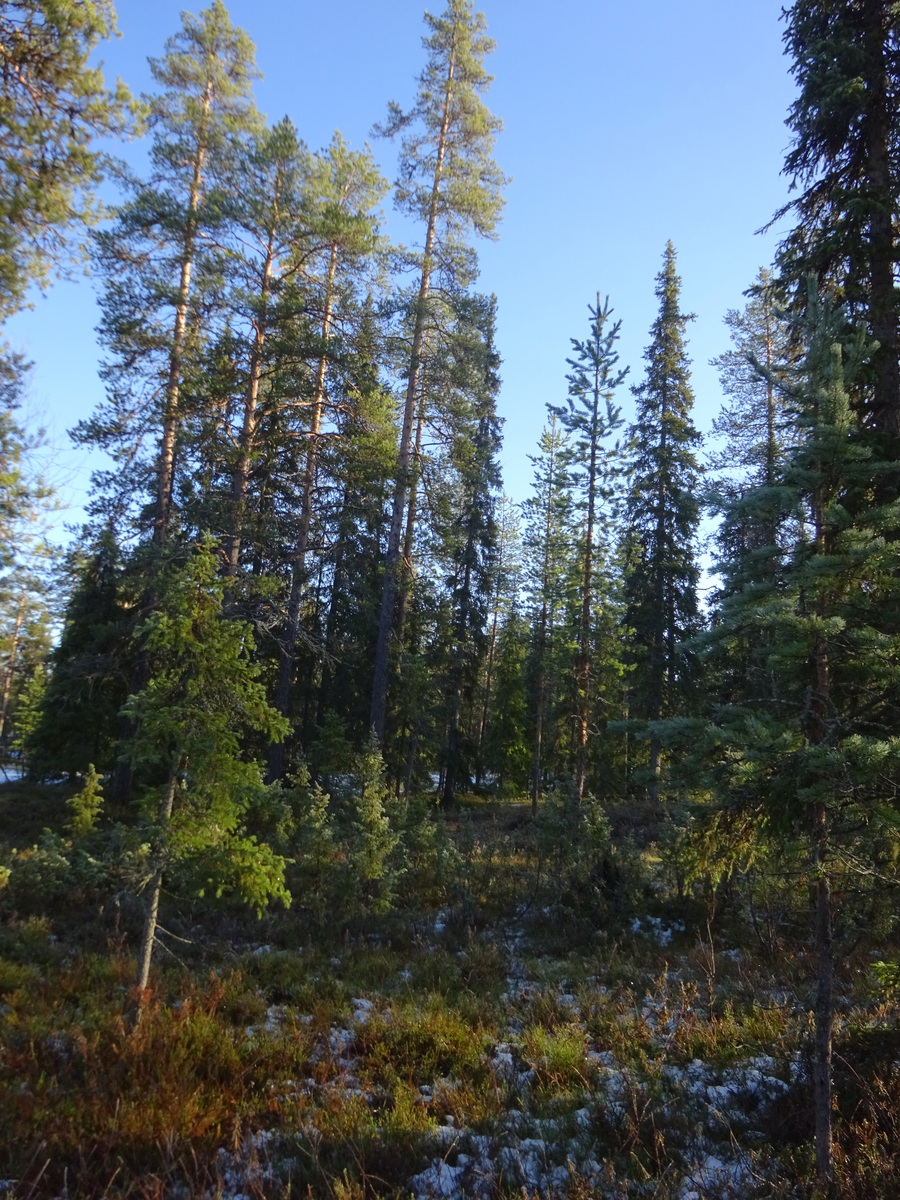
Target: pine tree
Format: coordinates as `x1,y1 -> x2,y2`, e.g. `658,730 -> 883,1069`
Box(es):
709,270 -> 797,496
212,117 -> 315,577
0,0 -> 133,319
624,243 -> 702,804
268,135 -> 388,778
0,352 -> 53,569
0,564 -> 51,750
83,1 -> 261,544
0,352 -> 55,752
369,0 -> 506,742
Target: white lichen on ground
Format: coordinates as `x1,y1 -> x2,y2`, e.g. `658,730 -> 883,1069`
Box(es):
211,916 -> 803,1200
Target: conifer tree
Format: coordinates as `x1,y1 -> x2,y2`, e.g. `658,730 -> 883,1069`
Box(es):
369,0 -> 506,742
0,352 -> 55,751
774,0 -> 900,437
268,136 -> 388,777
709,270 -> 796,497
0,0 -> 133,319
311,307 -> 397,755
624,243 -> 702,804
83,1 -> 261,544
479,605 -> 529,793
25,532 -> 132,779
436,294 -> 503,803
475,493 -> 524,788
124,539 -> 289,1000
212,117 -> 315,577
521,415 -> 576,809
696,290 -> 900,1181
550,295 -> 626,803
0,353 -> 53,570
0,564 -> 51,749
706,271 -> 799,708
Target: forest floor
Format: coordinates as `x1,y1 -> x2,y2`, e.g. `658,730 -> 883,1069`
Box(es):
0,783 -> 898,1199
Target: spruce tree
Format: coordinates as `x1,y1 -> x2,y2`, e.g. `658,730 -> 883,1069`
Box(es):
123,539 -> 289,1001
436,294 -> 503,804
521,415 -> 576,809
549,295 -> 626,803
25,532 -> 132,779
706,271 -> 799,709
624,243 -> 702,804
475,493 -> 525,790
311,306 -> 397,756
774,0 -> 900,437
696,290 -> 900,1181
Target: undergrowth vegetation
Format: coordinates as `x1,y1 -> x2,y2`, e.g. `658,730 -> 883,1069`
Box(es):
0,780 -> 898,1199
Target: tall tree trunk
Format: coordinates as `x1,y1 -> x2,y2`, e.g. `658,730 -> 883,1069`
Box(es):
268,243 -> 338,781
762,287 -> 782,563
315,537 -> 347,730
476,569 -> 503,787
808,628 -> 834,1181
403,710 -> 424,798
224,226 -> 276,575
154,82 -> 212,548
370,43 -> 456,743
394,393 -> 426,647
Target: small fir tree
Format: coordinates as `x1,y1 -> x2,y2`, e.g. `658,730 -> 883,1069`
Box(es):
67,764 -> 104,837
122,539 -> 290,999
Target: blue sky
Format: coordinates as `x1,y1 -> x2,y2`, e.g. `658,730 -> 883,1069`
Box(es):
7,0 -> 797,528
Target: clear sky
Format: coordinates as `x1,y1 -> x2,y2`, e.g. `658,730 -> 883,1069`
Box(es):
7,0 -> 798,529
